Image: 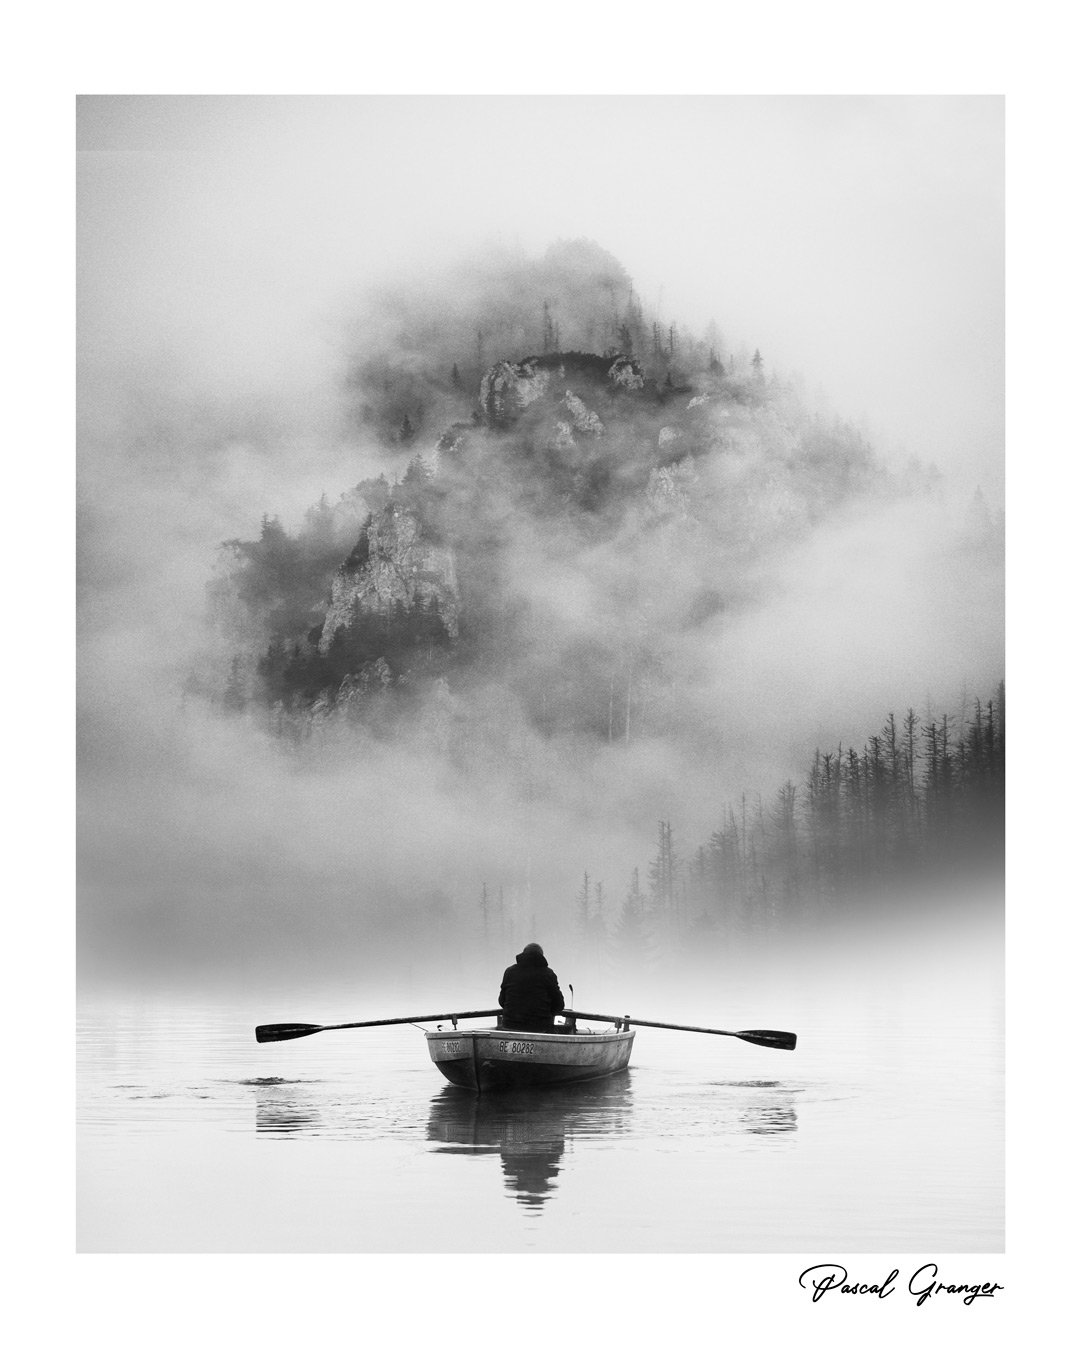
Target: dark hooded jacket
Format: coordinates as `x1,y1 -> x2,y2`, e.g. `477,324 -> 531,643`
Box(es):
499,947 -> 565,1030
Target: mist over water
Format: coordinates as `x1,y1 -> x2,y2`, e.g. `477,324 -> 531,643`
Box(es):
77,906 -> 1002,1252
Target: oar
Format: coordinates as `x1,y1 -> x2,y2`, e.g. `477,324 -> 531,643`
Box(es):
255,1009 -> 501,1044
570,1009 -> 797,1051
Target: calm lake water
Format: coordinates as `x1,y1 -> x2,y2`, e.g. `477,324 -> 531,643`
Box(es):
77,934 -> 1002,1253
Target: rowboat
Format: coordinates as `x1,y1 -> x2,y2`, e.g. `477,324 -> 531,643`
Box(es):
254,1008 -> 794,1092
425,1018 -> 635,1093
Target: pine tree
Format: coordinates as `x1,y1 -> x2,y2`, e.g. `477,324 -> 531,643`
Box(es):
903,708 -> 920,830
987,683 -> 1006,847
807,749 -> 842,903
223,656 -> 246,714
843,745 -> 866,882
648,821 -> 677,931
479,881 -> 490,942
591,880 -> 607,963
938,712 -> 956,825
615,868 -> 649,966
922,718 -> 941,850
542,301 -> 556,352
575,872 -> 593,948
771,781 -> 800,914
257,636 -> 288,705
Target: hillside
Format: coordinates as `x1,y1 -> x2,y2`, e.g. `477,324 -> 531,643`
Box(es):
203,238 -> 923,746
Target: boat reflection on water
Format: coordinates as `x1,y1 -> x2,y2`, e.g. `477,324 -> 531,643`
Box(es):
725,1080 -> 800,1135
426,1075 -> 634,1211
249,1078 -> 322,1135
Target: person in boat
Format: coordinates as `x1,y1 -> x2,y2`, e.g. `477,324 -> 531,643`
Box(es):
499,943 -> 566,1032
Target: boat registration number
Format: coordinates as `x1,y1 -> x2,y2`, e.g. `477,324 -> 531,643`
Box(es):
439,1040 -> 464,1056
499,1040 -> 536,1056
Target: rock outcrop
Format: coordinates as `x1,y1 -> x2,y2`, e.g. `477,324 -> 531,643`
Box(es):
478,351 -> 645,429
319,503 -> 459,653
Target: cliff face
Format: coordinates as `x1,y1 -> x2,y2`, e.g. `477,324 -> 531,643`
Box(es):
322,351 -> 653,657
318,349 -> 783,663
319,502 -> 459,653
478,352 -> 645,430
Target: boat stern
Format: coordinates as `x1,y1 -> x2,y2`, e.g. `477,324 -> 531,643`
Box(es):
425,1026 -> 634,1093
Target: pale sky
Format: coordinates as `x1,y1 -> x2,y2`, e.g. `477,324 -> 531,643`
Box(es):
78,95 -> 1003,501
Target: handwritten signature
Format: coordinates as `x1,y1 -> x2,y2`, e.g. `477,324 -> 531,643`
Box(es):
799,1263 -> 1003,1306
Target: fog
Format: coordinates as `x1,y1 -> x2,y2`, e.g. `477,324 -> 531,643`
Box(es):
78,96 -> 1003,495
77,97 -> 1004,992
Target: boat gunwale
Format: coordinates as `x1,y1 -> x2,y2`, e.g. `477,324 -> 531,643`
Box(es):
424,1027 -> 634,1045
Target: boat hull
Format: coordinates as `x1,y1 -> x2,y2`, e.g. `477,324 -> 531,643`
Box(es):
425,1027 -> 635,1093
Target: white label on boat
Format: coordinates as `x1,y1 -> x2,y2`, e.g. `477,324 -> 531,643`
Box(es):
439,1040 -> 464,1056
500,1040 -> 536,1056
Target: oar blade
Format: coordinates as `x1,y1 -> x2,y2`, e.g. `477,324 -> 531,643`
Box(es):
255,1022 -> 324,1043
738,1028 -> 797,1051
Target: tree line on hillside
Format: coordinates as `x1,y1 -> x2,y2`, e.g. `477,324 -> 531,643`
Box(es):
474,685 -> 1005,960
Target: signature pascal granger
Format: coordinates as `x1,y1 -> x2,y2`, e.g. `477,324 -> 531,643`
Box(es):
798,1263 -> 1003,1306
